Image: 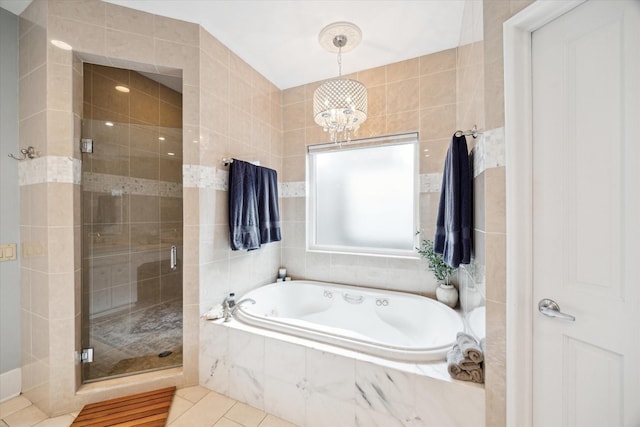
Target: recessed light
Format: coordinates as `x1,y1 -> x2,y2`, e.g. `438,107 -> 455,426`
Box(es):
50,39 -> 72,50
115,85 -> 130,93
158,136 -> 166,141
105,122 -> 114,127
167,152 -> 175,156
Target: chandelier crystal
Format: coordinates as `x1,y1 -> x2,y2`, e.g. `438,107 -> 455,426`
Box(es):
313,23 -> 368,143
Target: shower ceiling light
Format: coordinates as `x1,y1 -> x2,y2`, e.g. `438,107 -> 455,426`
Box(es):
313,22 -> 367,144
50,39 -> 72,50
115,85 -> 130,93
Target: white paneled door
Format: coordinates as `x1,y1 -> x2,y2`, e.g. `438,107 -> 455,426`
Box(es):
532,1 -> 640,426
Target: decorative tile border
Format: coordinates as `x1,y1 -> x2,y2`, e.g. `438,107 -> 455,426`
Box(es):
280,181 -> 305,198
18,156 -> 81,186
82,172 -> 182,197
472,126 -> 505,177
419,173 -> 443,193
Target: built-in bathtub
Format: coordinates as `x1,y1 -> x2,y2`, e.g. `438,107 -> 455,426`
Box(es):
234,280 -> 464,362
199,280 -> 485,426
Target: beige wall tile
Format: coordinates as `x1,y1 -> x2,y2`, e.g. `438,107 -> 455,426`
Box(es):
29,184 -> 48,228
154,15 -> 199,45
19,23 -> 46,77
31,314 -> 50,360
484,166 -> 506,233
386,110 -> 419,135
387,78 -> 419,114
366,85 -> 386,118
30,270 -> 49,319
420,48 -> 457,75
420,69 -> 457,109
19,64 -> 46,120
105,2 -> 154,35
49,0 -> 105,26
229,52 -> 253,85
19,111 -> 46,159
387,57 -> 419,82
283,86 -> 305,106
154,39 -> 200,87
486,232 -> 506,304
420,138 -> 450,174
419,104 -> 456,140
283,102 -> 306,131
46,183 -> 74,227
106,29 -> 155,66
356,115 -> 385,140
485,299 -> 506,427
229,76 -> 252,113
49,17 -> 106,57
47,226 -> 75,274
474,171 -> 486,231
199,27 -> 229,66
357,65 -> 386,87
47,110 -> 74,157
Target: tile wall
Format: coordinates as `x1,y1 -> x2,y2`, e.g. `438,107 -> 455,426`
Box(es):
18,0 -> 282,416
280,48 -> 459,297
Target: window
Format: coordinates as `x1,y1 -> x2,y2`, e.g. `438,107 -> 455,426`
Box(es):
307,133 -> 418,258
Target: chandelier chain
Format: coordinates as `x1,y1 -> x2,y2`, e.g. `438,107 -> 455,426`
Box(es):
337,45 -> 342,77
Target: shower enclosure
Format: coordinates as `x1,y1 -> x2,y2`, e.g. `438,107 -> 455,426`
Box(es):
80,63 -> 183,382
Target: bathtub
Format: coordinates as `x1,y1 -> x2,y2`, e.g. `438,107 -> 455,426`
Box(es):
234,280 -> 464,362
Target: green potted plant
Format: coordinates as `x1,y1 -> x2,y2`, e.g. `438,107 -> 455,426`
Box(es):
416,236 -> 458,308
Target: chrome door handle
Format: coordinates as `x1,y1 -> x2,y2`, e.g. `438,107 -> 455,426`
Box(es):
538,298 -> 575,321
170,245 -> 177,270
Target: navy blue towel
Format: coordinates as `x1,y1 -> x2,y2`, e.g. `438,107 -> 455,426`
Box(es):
434,134 -> 473,267
228,159 -> 261,251
256,166 -> 282,244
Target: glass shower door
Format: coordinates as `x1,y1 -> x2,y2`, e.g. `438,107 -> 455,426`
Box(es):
81,63 -> 183,382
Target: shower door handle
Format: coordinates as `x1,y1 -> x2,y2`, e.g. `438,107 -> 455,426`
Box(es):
170,245 -> 177,270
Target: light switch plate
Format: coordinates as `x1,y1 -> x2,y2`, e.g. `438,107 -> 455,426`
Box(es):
0,243 -> 18,261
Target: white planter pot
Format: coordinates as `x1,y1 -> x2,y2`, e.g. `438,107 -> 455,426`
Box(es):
436,283 -> 458,308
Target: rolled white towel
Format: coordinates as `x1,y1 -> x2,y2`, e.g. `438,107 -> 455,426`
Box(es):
457,332 -> 484,364
202,304 -> 224,320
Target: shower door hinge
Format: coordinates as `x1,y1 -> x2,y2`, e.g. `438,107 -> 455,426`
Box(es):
81,347 -> 94,363
81,138 -> 93,153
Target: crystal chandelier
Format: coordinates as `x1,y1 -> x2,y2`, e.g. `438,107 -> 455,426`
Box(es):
313,22 -> 368,143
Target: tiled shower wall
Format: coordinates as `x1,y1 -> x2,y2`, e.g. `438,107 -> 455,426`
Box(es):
18,0 -> 282,416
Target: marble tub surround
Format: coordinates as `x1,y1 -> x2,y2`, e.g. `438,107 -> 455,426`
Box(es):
200,319 -> 484,427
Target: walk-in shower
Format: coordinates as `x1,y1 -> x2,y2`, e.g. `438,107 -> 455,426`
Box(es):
80,63 -> 183,382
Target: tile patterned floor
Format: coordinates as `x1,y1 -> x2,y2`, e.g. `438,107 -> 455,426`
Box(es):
0,386 -> 297,427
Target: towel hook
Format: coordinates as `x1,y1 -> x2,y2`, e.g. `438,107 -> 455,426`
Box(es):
454,125 -> 483,139
8,146 -> 37,161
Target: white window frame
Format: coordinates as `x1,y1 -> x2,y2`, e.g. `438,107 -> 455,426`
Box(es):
306,132 -> 420,258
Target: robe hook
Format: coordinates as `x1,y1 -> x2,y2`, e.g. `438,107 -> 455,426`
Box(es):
8,146 -> 37,161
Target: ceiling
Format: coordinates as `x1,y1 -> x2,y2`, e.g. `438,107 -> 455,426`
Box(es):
0,0 -> 470,90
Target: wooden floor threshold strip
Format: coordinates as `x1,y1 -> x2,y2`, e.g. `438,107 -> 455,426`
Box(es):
71,386 -> 176,427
